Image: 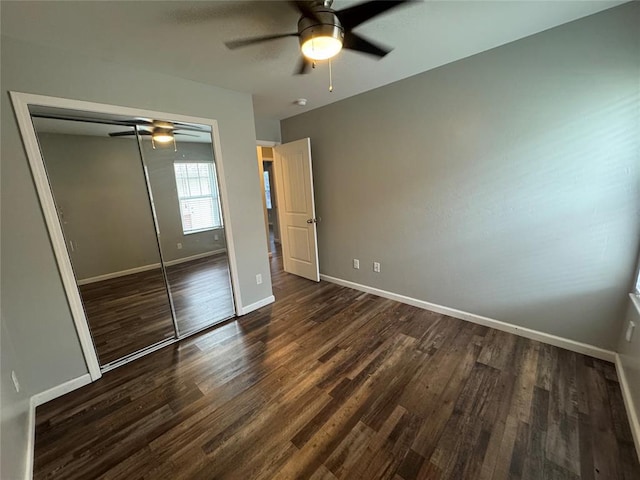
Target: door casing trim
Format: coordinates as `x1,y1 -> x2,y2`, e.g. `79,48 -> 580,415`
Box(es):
10,91 -> 244,380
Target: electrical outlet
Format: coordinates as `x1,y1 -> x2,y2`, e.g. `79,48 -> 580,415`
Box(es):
353,259 -> 360,269
177,242 -> 182,249
214,234 -> 219,241
256,274 -> 263,285
626,321 -> 636,342
373,262 -> 381,273
11,370 -> 20,393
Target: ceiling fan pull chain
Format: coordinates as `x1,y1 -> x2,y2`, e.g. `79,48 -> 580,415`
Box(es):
329,58 -> 333,92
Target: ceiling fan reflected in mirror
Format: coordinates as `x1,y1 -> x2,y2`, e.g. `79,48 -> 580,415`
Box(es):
225,0 -> 413,75
109,120 -> 200,151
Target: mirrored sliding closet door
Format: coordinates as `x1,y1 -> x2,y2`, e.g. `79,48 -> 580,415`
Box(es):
141,128 -> 235,336
29,105 -> 235,369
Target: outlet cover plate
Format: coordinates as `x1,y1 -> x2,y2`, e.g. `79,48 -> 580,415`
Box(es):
626,321 -> 636,342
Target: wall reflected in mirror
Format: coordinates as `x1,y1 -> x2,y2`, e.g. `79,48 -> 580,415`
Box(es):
31,115 -> 175,365
29,106 -> 235,368
141,128 -> 235,336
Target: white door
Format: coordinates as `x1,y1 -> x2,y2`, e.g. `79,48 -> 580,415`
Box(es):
273,138 -> 319,282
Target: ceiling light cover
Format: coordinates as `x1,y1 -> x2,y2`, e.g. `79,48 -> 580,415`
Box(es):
299,22 -> 344,61
301,36 -> 342,60
153,131 -> 174,143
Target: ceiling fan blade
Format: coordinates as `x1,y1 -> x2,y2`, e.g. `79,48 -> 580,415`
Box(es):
172,122 -> 208,131
174,133 -> 200,137
31,112 -> 134,128
294,56 -> 313,75
225,33 -> 299,50
108,130 -> 138,137
336,0 -> 411,30
289,1 -> 322,24
343,32 -> 391,58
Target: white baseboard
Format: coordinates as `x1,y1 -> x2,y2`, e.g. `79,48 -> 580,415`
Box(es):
25,373 -> 91,479
77,263 -> 161,285
76,250 -> 228,285
238,295 -> 275,315
163,249 -> 226,267
31,373 -> 92,407
615,354 -> 640,462
320,274 -> 615,362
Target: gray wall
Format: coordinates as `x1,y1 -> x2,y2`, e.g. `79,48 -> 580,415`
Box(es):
1,319 -> 31,480
254,116 -> 282,143
142,140 -> 227,263
282,3 -> 640,350
36,133 -> 228,281
1,36 -> 272,477
37,132 -> 161,280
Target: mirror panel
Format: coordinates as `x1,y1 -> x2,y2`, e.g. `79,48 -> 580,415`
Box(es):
141,127 -> 235,336
30,112 -> 176,366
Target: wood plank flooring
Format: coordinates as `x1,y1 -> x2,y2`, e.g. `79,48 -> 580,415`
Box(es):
167,254 -> 235,336
79,254 -> 234,365
79,267 -> 174,365
36,253 -> 640,479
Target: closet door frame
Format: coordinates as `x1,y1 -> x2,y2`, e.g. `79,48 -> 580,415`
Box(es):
10,91 -> 243,381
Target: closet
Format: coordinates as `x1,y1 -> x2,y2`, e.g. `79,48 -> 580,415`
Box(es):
30,105 -> 235,370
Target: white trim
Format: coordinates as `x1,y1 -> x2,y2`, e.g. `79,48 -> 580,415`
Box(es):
615,354 -> 640,462
630,293 -> 640,316
10,92 -> 102,382
209,118 -> 243,315
25,400 -> 35,480
31,373 -> 92,407
238,295 -> 275,315
9,92 -> 242,375
77,250 -> 228,285
25,373 -> 92,480
319,274 -> 616,362
100,339 -> 175,373
77,263 -> 161,285
163,249 -> 226,267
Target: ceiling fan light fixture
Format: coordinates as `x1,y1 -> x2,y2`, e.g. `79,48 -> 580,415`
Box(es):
300,23 -> 343,61
301,35 -> 342,61
152,129 -> 174,144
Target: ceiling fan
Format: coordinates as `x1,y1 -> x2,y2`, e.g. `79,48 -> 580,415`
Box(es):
225,0 -> 412,74
109,120 -> 201,148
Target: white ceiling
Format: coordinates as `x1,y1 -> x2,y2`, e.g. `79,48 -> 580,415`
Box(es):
1,1 -> 624,120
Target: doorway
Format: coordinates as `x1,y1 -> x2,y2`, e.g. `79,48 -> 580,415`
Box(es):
257,139 -> 320,282
257,145 -> 280,256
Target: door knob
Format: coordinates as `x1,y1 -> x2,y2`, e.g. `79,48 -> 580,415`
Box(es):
306,217 -> 321,224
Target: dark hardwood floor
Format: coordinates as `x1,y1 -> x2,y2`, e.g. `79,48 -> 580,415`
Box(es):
80,254 -> 234,365
167,254 -> 235,336
79,267 -> 174,365
36,252 -> 639,479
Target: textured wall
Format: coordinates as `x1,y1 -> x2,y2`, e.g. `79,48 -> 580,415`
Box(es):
36,133 -> 229,279
0,320 -> 32,480
143,141 -> 227,263
282,4 -> 640,349
37,133 -> 161,280
254,116 -> 282,143
1,35 -> 272,478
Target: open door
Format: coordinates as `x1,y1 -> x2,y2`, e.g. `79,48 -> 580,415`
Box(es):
273,138 -> 319,282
